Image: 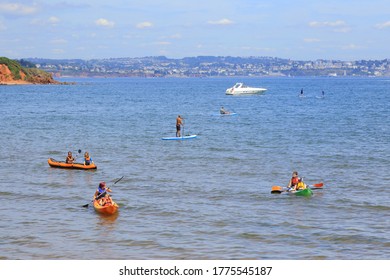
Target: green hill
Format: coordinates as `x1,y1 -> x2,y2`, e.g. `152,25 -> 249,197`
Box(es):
0,57 -> 59,84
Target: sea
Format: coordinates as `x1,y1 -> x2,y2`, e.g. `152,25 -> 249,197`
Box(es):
0,76 -> 389,260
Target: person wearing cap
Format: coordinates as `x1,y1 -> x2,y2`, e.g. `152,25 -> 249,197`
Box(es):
94,182 -> 112,205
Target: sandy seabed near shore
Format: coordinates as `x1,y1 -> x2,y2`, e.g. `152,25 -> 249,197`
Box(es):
0,80 -> 33,85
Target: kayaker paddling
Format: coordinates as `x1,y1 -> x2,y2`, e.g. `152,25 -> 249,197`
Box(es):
94,182 -> 113,206
220,106 -> 230,115
82,176 -> 123,209
287,171 -> 307,191
271,176 -> 322,196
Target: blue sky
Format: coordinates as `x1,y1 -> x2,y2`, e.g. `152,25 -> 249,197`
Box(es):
1,0 -> 390,60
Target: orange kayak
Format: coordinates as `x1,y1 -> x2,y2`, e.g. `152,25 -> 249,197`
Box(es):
93,199 -> 119,215
47,158 -> 97,170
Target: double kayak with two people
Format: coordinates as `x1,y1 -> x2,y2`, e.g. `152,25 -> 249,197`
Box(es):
271,182 -> 324,197
48,158 -> 97,170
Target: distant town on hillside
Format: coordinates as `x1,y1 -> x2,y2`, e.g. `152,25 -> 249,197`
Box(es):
24,56 -> 390,78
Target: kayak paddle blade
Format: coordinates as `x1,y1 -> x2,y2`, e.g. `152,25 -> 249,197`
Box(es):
311,182 -> 324,189
271,186 -> 283,194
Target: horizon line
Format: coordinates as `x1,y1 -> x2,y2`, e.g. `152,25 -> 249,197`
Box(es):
18,56 -> 390,62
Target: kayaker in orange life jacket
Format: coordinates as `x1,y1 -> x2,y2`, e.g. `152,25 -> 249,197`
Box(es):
65,151 -> 75,164
83,151 -> 93,166
287,171 -> 307,191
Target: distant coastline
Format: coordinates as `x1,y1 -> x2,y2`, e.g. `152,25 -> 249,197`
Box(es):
25,56 -> 390,78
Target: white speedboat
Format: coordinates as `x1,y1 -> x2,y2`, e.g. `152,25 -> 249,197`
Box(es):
225,82 -> 267,95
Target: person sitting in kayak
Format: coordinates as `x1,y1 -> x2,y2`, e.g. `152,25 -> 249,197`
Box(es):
98,196 -> 112,206
83,151 -> 93,166
220,106 -> 230,115
287,171 -> 307,191
176,115 -> 183,137
94,182 -> 112,205
65,151 -> 75,164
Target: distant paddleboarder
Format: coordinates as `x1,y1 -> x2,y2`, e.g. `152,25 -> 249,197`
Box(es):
220,106 -> 230,115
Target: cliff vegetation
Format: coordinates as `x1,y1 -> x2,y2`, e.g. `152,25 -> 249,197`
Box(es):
0,57 -> 61,84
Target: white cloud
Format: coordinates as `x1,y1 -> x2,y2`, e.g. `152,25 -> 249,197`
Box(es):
309,20 -> 346,28
240,46 -> 274,52
304,38 -> 321,43
0,21 -> 6,31
0,3 -> 38,15
50,39 -> 67,45
159,33 -> 181,40
169,33 -> 181,39
48,16 -> 60,25
95,18 -> 115,28
154,41 -> 171,45
51,48 -> 65,54
375,21 -> 390,29
334,27 -> 351,33
208,18 -> 234,25
341,44 -> 362,50
309,20 -> 350,33
136,22 -> 153,29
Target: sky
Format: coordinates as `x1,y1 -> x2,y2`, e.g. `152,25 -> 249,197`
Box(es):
1,0 -> 390,60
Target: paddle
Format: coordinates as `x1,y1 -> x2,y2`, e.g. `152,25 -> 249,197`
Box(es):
82,176 -> 124,208
181,121 -> 193,137
310,182 -> 324,189
271,186 -> 284,194
74,149 -> 82,160
66,149 -> 82,163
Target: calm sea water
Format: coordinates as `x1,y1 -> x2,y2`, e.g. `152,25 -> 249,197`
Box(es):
0,77 -> 389,260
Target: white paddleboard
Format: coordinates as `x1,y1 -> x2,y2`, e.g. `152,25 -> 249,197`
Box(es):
213,112 -> 238,116
162,135 -> 197,140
